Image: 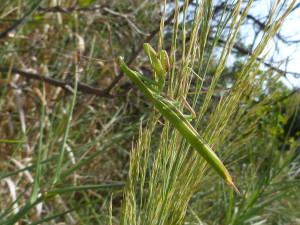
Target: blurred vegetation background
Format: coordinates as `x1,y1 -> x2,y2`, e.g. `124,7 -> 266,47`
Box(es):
0,0 -> 299,224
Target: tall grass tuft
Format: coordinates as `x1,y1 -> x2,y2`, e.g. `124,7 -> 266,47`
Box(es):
121,0 -> 297,224
0,0 -> 298,224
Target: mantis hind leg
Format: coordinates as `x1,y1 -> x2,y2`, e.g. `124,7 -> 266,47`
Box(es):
180,96 -> 196,119
161,93 -> 197,120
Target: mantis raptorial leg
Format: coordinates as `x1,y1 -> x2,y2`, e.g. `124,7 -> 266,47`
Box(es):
116,43 -> 240,194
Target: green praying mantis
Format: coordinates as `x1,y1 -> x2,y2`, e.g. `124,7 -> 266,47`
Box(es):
116,43 -> 240,194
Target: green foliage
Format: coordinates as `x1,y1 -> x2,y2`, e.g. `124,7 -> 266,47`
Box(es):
0,0 -> 299,224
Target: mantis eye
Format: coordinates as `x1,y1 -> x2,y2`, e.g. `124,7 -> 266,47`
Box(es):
115,56 -> 124,66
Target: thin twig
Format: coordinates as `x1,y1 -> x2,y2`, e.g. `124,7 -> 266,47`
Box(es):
0,67 -> 114,98
216,38 -> 300,78
214,3 -> 300,45
0,2 -> 41,39
270,88 -> 300,105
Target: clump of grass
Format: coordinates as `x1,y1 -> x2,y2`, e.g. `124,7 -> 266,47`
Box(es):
121,0 -> 297,224
0,0 -> 298,224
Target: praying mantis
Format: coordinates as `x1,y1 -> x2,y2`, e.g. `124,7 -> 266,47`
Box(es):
116,43 -> 240,194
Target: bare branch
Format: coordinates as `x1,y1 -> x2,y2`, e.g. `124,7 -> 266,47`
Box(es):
270,88 -> 300,105
0,2 -> 41,39
214,2 -> 300,47
0,67 -> 114,98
